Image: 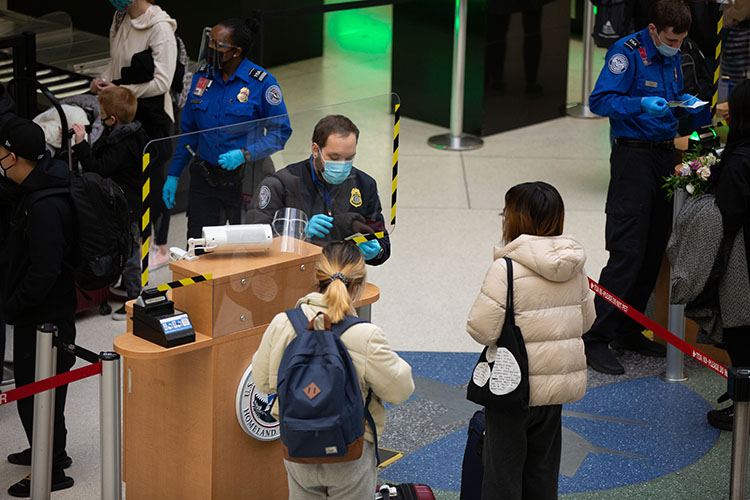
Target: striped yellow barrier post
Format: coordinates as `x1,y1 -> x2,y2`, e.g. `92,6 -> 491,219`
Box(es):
712,14 -> 724,119
391,101 -> 400,228
141,153 -> 151,288
155,273 -> 213,293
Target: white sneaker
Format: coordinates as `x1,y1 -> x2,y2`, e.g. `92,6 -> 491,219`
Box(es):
111,305 -> 127,321
149,248 -> 170,270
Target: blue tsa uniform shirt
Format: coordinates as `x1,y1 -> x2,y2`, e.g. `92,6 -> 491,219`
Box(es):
589,28 -> 684,142
168,57 -> 292,177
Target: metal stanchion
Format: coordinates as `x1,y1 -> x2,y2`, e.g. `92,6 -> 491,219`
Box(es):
31,324 -> 57,500
100,352 -> 122,500
661,190 -> 689,382
728,368 -> 750,499
568,0 -> 600,118
427,0 -> 483,151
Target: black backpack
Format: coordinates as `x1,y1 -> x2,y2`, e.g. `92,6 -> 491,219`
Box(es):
592,0 -> 629,48
680,37 -> 714,102
27,172 -> 132,291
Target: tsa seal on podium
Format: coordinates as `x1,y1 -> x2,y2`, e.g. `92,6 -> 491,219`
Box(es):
235,364 -> 280,441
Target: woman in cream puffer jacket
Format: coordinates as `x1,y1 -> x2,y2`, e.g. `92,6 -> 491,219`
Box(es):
467,181 -> 595,500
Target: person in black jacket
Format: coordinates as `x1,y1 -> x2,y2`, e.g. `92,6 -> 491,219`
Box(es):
72,86 -> 149,321
1,117 -> 76,496
248,115 -> 390,266
706,79 -> 750,431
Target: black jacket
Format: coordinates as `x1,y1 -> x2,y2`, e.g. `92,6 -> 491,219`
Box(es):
248,158 -> 391,265
716,143 -> 750,284
4,153 -> 76,325
73,121 -> 149,222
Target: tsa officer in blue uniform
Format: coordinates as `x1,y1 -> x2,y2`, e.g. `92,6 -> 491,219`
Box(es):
585,0 -> 706,375
162,18 -> 292,240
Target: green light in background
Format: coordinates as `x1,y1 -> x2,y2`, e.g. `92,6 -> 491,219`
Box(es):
326,8 -> 392,55
690,131 -> 700,141
593,6 -> 597,15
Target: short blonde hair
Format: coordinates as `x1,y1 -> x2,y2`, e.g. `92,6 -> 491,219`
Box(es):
98,86 -> 137,124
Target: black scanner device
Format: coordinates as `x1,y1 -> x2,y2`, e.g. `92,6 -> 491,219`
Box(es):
132,287 -> 195,348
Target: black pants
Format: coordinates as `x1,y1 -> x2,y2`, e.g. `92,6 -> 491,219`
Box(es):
186,161 -> 242,240
584,144 -> 674,345
483,405 -> 562,500
140,110 -> 174,247
13,320 -> 76,470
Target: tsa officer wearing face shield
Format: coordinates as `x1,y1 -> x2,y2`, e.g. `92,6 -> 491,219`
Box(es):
249,115 -> 390,265
585,0 -> 707,375
162,18 -> 292,240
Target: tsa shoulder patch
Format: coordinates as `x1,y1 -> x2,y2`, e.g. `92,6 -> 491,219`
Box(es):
265,85 -> 283,106
350,187 -> 362,208
259,185 -> 271,209
608,53 -> 629,75
249,68 -> 268,82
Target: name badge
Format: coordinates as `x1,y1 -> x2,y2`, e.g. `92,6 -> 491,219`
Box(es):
645,81 -> 658,88
193,77 -> 209,97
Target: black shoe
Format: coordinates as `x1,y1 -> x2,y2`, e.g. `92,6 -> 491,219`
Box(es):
611,333 -> 667,357
7,473 -> 74,497
585,342 -> 625,375
707,405 -> 734,431
7,449 -> 72,469
111,304 -> 127,321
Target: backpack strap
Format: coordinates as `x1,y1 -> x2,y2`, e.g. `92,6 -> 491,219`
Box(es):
503,256 -> 516,326
285,307 -> 310,336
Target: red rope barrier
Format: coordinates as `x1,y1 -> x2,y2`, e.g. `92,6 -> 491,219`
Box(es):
588,278 -> 728,378
0,362 -> 102,407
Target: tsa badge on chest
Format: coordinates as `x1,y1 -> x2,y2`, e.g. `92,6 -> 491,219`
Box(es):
237,87 -> 250,103
350,187 -> 362,208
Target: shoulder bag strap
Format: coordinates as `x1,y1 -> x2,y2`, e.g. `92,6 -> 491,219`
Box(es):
503,256 -> 516,326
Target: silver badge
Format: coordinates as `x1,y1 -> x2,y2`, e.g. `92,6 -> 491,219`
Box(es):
235,364 -> 280,441
608,53 -> 629,75
259,185 -> 271,209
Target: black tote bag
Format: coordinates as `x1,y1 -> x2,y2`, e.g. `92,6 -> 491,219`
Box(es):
466,257 -> 530,412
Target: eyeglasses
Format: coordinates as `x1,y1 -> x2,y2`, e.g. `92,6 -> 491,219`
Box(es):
208,37 -> 239,50
499,208 -> 505,217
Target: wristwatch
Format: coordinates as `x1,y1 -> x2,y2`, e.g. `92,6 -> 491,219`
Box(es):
242,149 -> 252,164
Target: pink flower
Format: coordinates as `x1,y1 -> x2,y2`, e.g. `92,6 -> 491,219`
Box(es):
689,159 -> 701,170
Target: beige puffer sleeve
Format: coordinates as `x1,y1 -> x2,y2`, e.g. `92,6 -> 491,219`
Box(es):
362,326 -> 414,405
467,258 -> 509,347
251,312 -> 289,395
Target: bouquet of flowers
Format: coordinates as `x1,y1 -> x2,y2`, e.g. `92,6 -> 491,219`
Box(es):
662,148 -> 718,199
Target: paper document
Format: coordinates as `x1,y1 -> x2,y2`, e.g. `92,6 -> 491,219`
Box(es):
667,96 -> 708,109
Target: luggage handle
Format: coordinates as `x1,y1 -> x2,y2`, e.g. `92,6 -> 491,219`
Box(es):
375,484 -> 396,500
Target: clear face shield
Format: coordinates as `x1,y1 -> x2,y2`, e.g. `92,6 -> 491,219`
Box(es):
272,208 -> 309,254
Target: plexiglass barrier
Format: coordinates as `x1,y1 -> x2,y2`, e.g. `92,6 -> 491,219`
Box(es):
143,92 -> 400,245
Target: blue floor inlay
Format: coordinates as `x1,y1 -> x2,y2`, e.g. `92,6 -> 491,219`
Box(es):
379,352 -> 720,495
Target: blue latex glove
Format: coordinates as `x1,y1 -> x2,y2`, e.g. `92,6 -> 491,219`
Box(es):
641,97 -> 669,117
358,239 -> 381,261
679,93 -> 706,114
306,214 -> 333,239
162,175 -> 179,210
217,149 -> 245,171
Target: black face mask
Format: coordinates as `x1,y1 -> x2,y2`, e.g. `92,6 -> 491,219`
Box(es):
101,116 -> 115,132
206,47 -> 231,71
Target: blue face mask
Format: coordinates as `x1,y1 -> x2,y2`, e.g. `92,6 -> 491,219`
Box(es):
321,159 -> 353,185
108,0 -> 133,12
656,33 -> 680,58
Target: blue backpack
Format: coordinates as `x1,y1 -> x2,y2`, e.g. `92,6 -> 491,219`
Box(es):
277,307 -> 377,464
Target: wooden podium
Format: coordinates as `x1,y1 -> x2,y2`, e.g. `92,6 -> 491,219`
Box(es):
114,239 -> 380,499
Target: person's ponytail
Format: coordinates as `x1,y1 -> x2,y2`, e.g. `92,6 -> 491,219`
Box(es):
316,242 -> 366,323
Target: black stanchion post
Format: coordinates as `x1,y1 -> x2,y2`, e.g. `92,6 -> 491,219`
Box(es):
728,367 -> 750,499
